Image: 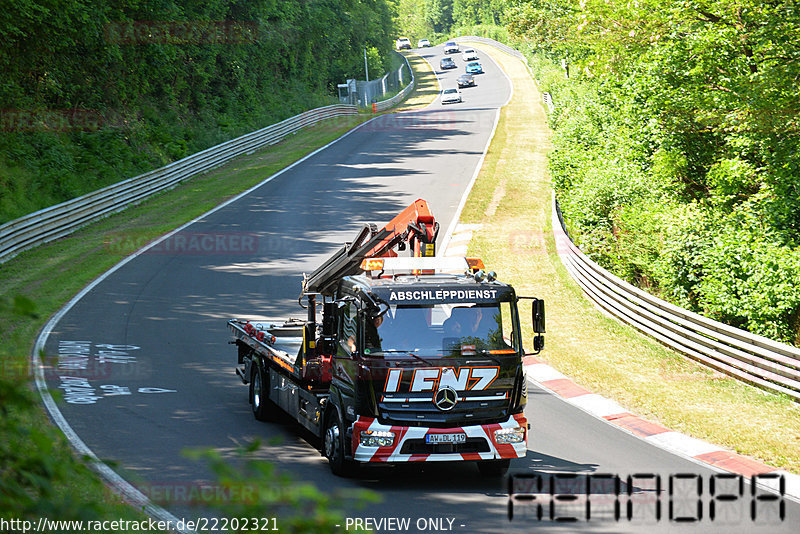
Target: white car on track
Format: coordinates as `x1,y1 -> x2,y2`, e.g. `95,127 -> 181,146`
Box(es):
462,49 -> 479,61
441,87 -> 462,105
443,41 -> 459,54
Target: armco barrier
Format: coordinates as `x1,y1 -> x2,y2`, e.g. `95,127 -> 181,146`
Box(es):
373,53 -> 415,112
553,194 -> 800,401
453,35 -> 800,401
0,104 -> 357,263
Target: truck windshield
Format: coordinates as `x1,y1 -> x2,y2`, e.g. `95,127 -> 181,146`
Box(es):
363,303 -> 516,357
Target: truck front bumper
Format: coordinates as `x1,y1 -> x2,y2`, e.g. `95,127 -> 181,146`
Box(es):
351,412 -> 527,463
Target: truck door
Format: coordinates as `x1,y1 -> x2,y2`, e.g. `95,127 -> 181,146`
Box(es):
332,300 -> 359,406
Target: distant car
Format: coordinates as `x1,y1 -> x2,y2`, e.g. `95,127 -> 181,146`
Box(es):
440,57 -> 457,70
465,61 -> 484,74
443,41 -> 459,54
396,37 -> 411,50
417,38 -> 431,48
462,48 -> 479,61
441,87 -> 462,104
457,74 -> 475,88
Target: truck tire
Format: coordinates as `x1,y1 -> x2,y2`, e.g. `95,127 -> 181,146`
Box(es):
250,361 -> 273,422
323,410 -> 351,477
477,459 -> 510,477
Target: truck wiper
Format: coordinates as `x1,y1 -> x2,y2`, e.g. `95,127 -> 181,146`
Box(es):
379,349 -> 437,367
475,349 -> 504,366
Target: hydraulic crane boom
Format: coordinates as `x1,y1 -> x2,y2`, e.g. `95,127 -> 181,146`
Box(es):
301,199 -> 439,298
298,199 -> 440,361
365,198 -> 439,259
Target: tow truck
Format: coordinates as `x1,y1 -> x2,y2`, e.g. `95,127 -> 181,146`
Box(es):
227,199 -> 545,476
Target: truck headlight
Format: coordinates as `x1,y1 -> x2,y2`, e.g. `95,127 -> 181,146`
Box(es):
494,427 -> 525,444
360,430 -> 396,447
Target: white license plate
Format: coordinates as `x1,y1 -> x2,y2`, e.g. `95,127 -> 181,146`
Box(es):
426,433 -> 466,444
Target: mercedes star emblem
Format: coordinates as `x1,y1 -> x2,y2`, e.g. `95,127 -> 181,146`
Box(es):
434,386 -> 458,411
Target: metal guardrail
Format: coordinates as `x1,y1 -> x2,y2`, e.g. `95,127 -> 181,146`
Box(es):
373,53 -> 416,112
0,104 -> 358,263
552,194 -> 800,401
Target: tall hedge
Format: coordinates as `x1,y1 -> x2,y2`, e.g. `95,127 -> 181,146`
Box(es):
506,0 -> 800,344
0,0 -> 395,223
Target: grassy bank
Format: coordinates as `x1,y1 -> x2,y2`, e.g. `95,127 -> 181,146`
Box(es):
394,51 -> 440,111
458,42 -> 800,474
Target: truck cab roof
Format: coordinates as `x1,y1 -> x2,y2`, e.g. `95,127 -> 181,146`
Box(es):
339,272 -> 517,305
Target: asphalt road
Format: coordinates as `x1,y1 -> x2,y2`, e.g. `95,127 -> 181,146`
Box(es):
41,44 -> 796,533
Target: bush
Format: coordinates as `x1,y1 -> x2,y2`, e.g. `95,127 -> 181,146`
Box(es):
0,297 -> 127,522
507,8 -> 800,346
697,214 -> 800,344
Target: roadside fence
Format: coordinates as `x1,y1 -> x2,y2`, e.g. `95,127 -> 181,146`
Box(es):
372,53 -> 416,112
553,194 -> 800,401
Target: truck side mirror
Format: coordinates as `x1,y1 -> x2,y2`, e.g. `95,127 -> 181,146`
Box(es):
531,298 -> 545,334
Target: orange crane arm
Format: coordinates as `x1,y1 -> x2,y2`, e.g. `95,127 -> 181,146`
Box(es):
303,199 -> 440,297
366,199 -> 439,258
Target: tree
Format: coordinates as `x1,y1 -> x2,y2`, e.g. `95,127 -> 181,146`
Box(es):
508,0 -> 800,343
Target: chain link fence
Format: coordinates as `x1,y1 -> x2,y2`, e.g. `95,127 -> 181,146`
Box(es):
338,52 -> 412,108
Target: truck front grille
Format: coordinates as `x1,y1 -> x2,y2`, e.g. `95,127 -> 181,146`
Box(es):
378,391 -> 510,428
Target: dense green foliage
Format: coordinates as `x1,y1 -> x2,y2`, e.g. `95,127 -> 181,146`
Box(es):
394,0 -> 800,344
394,0 -> 509,43
0,382 -> 115,523
504,0 -> 800,344
0,0 -> 395,223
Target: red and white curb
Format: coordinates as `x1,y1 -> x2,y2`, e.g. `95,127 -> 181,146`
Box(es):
523,355 -> 800,502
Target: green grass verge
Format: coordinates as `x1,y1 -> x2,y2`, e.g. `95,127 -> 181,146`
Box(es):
458,42 -> 800,474
393,51 -> 440,112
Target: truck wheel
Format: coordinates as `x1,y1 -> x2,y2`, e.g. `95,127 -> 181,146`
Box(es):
477,459 -> 510,477
250,361 -> 273,422
323,411 -> 351,477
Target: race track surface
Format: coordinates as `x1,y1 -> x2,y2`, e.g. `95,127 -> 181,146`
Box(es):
42,44 -> 796,533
